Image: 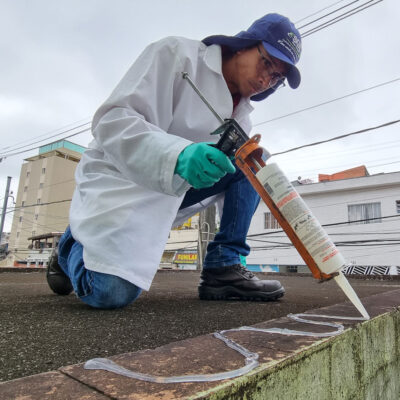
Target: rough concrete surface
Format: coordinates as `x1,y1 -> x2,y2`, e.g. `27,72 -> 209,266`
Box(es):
0,370 -> 109,400
1,269 -> 399,385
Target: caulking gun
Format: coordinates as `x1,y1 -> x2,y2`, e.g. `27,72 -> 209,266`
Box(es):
182,72 -> 370,319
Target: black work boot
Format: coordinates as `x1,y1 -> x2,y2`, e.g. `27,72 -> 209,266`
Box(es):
198,264 -> 284,301
46,247 -> 73,295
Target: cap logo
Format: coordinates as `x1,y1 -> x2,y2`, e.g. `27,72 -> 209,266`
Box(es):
277,32 -> 301,63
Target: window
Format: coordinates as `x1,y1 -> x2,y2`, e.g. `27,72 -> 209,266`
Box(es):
34,214 -> 38,220
19,216 -> 23,223
348,202 -> 382,224
32,231 -> 36,236
26,171 -> 30,177
21,201 -> 25,207
24,186 -> 28,192
39,183 -> 44,189
264,212 -> 280,229
37,198 -> 41,204
396,200 -> 400,214
42,167 -> 46,174
16,232 -> 20,238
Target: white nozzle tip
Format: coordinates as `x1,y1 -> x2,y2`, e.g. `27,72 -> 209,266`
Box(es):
334,272 -> 370,320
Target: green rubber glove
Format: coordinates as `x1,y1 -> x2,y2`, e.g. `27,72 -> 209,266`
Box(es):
175,143 -> 236,189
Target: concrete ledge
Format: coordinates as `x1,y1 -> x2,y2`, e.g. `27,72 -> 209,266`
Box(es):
200,309 -> 400,400
0,267 -> 46,273
0,370 -> 109,399
1,290 -> 399,400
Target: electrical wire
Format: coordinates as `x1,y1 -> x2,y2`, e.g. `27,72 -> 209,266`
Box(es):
340,248 -> 400,258
0,117 -> 91,152
247,214 -> 400,238
5,199 -> 72,214
278,138 -> 400,163
271,119 -> 400,156
295,0 -> 352,24
248,237 -> 400,247
18,178 -> 76,196
283,157 -> 400,179
253,77 -> 400,127
0,122 -> 90,156
283,158 -> 400,179
297,0 -> 359,29
14,213 -> 66,233
0,127 -> 90,160
14,208 -> 69,220
292,191 -> 399,211
301,0 -> 383,38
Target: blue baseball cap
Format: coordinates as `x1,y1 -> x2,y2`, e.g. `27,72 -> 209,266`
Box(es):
203,13 -> 302,101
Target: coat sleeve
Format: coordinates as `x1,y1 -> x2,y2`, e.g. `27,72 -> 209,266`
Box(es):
91,38 -> 193,197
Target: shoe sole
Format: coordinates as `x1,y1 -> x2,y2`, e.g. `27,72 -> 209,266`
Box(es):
198,285 -> 285,301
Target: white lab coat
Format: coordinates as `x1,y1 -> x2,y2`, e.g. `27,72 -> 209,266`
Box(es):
69,36 -> 254,291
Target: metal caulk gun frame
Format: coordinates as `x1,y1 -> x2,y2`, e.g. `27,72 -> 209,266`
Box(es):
182,71 -> 334,282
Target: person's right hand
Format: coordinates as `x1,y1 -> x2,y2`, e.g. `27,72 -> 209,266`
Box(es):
174,143 -> 236,189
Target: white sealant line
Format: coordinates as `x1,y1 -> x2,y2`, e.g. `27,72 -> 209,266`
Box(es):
83,313 -> 367,383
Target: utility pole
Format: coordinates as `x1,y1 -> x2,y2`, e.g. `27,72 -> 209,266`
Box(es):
0,176 -> 12,244
197,204 -> 216,270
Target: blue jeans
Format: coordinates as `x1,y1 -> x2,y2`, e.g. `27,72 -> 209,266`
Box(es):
58,227 -> 143,309
180,166 -> 260,269
58,165 -> 259,309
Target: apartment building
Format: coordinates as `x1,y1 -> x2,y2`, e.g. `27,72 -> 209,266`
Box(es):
8,140 -> 85,259
246,169 -> 400,275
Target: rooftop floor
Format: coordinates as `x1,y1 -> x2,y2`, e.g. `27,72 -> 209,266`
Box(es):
1,269 -> 399,383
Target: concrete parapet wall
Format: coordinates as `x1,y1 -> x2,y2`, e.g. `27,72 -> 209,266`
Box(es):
201,309 -> 400,400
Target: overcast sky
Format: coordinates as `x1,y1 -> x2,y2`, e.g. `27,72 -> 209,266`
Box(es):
1,0 -> 399,232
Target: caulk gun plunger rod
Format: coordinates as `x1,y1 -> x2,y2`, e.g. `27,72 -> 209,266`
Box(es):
181,72 -> 225,125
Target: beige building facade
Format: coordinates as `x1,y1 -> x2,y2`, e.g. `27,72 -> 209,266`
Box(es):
8,140 -> 85,260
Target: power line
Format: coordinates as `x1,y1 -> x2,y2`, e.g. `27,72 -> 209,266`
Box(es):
295,0 -> 351,24
6,199 -> 72,214
294,192 -> 400,210
18,178 -> 76,196
247,214 -> 400,238
339,248 -> 400,258
280,138 -> 400,163
297,0 -> 359,29
0,117 -> 91,152
0,128 -> 90,160
0,122 -> 90,157
248,230 -> 400,238
283,156 -> 400,178
13,212 -> 67,233
249,236 -> 400,246
368,160 -> 400,169
271,119 -> 400,156
253,77 -> 400,127
250,242 -> 400,251
14,208 -> 69,220
301,0 -> 383,38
